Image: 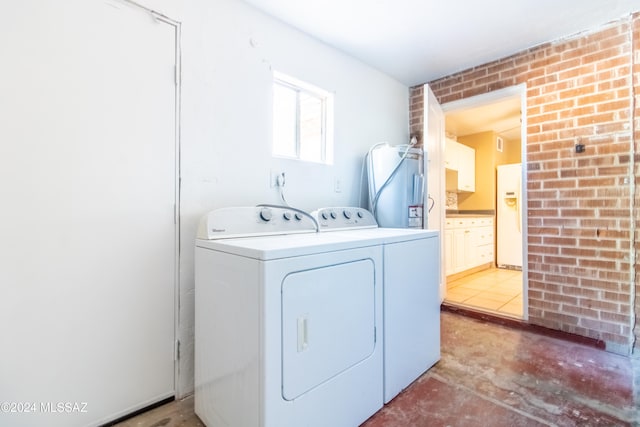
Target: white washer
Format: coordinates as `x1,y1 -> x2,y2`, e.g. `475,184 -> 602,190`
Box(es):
312,207 -> 441,403
194,206 -> 384,427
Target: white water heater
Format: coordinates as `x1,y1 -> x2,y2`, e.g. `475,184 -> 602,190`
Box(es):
366,143 -> 425,228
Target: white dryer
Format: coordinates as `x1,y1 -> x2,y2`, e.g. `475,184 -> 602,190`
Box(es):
312,207 -> 441,403
194,206 -> 384,427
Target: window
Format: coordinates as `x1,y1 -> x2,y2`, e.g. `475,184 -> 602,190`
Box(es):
272,72 -> 334,164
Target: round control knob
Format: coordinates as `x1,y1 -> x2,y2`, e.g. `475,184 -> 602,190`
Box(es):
259,208 -> 272,222
357,211 -> 364,218
330,211 -> 337,219
321,212 -> 329,220
343,210 -> 352,219
283,212 -> 292,221
294,213 -> 303,221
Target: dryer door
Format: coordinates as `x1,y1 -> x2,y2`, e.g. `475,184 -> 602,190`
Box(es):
281,259 -> 376,400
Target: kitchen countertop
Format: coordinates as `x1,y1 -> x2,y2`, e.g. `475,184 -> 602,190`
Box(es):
446,210 -> 495,217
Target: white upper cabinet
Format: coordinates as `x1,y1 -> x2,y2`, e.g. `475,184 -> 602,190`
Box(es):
445,138 -> 475,193
457,143 -> 475,192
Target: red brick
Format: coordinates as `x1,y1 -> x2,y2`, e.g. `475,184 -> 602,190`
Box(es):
554,187 -> 596,197
529,298 -> 561,312
580,318 -> 624,334
578,238 -> 618,248
578,259 -> 618,270
563,286 -> 601,299
544,255 -> 578,266
528,227 -> 560,236
542,311 -> 580,326
529,245 -> 559,255
595,55 -> 631,72
577,112 -> 616,126
543,199 -> 577,208
542,217 -> 579,228
577,177 -> 617,187
560,209 -> 597,217
543,179 -> 576,189
561,247 -> 597,258
559,105 -> 595,119
563,304 -> 600,319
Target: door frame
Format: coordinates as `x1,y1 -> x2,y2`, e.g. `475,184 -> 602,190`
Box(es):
441,84 -> 528,320
123,0 -> 183,391
421,85 -> 446,301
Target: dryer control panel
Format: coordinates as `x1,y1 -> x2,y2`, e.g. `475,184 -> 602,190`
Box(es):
311,207 -> 378,231
197,206 -> 317,239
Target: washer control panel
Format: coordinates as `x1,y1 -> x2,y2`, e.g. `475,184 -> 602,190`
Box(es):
197,207 -> 317,239
311,207 -> 378,231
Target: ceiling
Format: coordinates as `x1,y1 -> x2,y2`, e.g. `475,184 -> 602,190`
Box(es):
445,96 -> 522,141
242,0 -> 637,143
242,0 -> 639,87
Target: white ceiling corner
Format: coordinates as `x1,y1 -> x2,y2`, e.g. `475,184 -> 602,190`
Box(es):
242,0 -> 639,87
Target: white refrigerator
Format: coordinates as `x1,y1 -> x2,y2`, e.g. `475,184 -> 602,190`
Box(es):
497,163 -> 523,269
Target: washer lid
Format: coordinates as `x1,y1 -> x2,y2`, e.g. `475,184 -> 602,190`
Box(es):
196,231 -> 384,260
338,227 -> 439,245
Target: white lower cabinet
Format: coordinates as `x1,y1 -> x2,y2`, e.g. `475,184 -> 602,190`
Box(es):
452,228 -> 466,273
475,225 -> 494,266
445,216 -> 494,276
444,228 -> 454,275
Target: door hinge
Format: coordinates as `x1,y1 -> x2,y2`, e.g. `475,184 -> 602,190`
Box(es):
174,339 -> 180,361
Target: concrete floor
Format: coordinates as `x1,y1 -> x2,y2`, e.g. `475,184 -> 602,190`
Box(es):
114,311 -> 639,427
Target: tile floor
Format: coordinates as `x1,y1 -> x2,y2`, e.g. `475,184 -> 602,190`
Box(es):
445,267 -> 523,318
113,311 -> 639,427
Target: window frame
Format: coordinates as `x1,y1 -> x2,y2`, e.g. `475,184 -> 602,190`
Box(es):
272,71 -> 334,164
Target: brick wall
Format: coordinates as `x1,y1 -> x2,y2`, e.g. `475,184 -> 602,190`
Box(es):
412,13 -> 639,355
633,14 -> 640,356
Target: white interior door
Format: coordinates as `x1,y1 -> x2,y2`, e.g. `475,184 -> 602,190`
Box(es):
0,1 -> 177,426
423,84 -> 445,301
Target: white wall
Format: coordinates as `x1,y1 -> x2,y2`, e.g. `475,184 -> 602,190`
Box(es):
44,0 -> 408,396
160,0 -> 410,396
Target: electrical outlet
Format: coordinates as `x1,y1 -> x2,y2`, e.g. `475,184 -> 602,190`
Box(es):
334,177 -> 342,193
270,170 -> 284,188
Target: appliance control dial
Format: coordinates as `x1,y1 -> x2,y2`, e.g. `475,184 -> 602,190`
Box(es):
294,213 -> 303,221
309,207 -> 378,231
283,212 -> 292,221
259,208 -> 272,222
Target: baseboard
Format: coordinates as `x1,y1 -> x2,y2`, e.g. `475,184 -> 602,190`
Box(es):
446,263 -> 492,282
441,303 -> 606,350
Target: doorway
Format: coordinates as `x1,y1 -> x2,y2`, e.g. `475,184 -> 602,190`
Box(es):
440,86 -> 527,320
